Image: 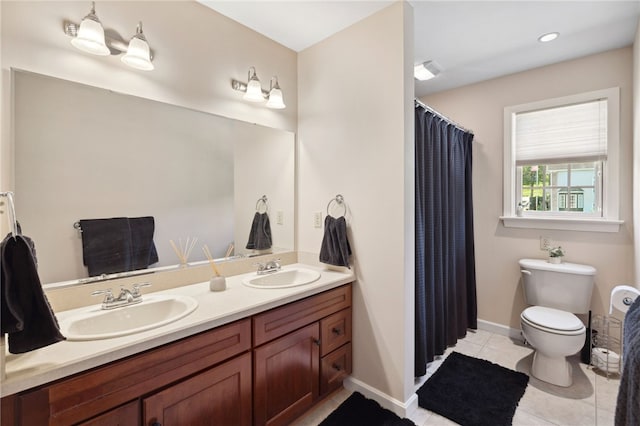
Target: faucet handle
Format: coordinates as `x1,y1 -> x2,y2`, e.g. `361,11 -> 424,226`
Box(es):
254,262 -> 266,272
266,258 -> 281,268
91,288 -> 114,302
132,282 -> 152,296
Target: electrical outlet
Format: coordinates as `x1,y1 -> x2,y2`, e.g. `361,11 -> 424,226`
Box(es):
276,211 -> 284,225
313,211 -> 323,228
540,236 -> 552,251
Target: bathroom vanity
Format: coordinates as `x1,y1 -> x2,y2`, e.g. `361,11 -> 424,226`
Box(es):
0,266 -> 353,426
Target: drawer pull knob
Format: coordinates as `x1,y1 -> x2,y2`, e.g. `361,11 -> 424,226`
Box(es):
152,422 -> 162,426
331,327 -> 342,335
332,363 -> 342,371
313,339 -> 321,346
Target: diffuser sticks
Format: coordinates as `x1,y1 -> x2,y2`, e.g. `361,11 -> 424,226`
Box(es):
170,237 -> 198,266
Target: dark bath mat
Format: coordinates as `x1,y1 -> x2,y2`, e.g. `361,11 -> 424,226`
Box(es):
319,391 -> 416,426
417,351 -> 529,426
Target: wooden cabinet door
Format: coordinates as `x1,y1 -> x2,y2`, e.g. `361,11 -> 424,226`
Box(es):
78,400 -> 140,426
253,323 -> 320,426
143,353 -> 252,426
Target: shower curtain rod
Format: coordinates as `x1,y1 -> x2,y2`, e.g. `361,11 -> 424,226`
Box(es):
414,99 -> 474,135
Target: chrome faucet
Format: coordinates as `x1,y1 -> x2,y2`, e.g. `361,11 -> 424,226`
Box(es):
256,259 -> 281,275
92,282 -> 152,310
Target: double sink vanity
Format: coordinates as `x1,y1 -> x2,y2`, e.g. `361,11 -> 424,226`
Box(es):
0,263 -> 355,426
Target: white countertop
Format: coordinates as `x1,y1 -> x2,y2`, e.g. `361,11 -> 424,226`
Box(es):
0,263 -> 354,397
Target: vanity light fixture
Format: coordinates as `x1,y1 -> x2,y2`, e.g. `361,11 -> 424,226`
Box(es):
121,22 -> 154,71
64,2 -> 155,71
538,32 -> 559,43
231,67 -> 287,109
266,76 -> 286,109
69,2 -> 110,56
414,60 -> 441,81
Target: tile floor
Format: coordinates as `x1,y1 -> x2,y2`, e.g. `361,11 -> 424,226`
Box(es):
292,329 -> 621,425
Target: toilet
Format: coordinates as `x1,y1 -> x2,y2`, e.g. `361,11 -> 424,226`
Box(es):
519,258 -> 596,387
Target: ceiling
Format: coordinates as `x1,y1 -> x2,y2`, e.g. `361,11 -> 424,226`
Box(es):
200,1 -> 640,97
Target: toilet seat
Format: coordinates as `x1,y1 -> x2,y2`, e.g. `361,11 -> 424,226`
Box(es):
521,306 -> 585,336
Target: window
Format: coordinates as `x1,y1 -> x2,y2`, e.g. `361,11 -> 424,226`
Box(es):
502,88 -> 622,232
518,162 -> 599,215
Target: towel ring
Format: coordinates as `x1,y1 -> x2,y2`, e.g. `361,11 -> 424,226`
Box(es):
326,194 -> 347,217
0,191 -> 18,239
256,195 -> 269,214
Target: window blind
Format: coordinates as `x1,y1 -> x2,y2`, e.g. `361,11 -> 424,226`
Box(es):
515,99 -> 607,165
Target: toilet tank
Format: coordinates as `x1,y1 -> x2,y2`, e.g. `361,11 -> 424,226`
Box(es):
519,258 -> 596,313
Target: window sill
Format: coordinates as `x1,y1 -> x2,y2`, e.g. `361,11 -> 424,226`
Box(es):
499,216 -> 623,233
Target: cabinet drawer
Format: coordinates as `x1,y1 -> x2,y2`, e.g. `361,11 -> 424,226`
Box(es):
320,308 -> 352,357
320,343 -> 352,395
253,284 -> 352,347
30,319 -> 251,426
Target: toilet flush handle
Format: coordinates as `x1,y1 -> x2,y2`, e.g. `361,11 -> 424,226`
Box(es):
521,269 -> 531,275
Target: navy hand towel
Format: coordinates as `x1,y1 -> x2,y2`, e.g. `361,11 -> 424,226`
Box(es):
319,216 -> 352,268
246,212 -> 273,250
129,216 -> 159,270
80,217 -> 132,276
1,233 -> 65,354
80,216 -> 158,276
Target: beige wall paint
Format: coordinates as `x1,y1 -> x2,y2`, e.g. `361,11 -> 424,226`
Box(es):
633,18 -> 640,284
422,47 -> 635,328
0,1 -> 297,203
298,1 -> 415,406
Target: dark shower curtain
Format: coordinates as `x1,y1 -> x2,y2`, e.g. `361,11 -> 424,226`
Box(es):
414,103 -> 477,377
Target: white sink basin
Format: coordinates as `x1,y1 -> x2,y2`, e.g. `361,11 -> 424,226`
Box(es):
59,295 -> 198,341
242,268 -> 321,289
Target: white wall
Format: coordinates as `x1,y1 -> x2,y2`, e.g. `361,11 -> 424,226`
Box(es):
422,48 -> 635,328
298,1 -> 415,410
0,1 -> 297,205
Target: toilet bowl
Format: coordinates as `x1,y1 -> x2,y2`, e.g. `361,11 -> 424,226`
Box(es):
518,259 -> 595,387
521,306 -> 586,387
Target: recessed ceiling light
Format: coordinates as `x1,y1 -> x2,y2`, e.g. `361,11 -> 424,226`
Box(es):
414,61 -> 441,81
538,32 -> 559,43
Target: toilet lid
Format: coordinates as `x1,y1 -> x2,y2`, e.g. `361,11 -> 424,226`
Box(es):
521,306 -> 584,332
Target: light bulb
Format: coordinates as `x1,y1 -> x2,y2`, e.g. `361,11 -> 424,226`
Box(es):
266,78 -> 285,109
243,67 -> 264,102
121,22 -> 154,71
70,2 -> 110,56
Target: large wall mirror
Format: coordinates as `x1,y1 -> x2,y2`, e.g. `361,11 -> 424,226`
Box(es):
12,70 -> 295,286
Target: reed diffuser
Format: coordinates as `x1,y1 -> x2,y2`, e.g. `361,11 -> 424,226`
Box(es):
170,237 -> 198,267
203,245 -> 226,291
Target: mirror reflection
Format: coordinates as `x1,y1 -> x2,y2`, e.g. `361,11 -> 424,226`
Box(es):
13,70 -> 295,286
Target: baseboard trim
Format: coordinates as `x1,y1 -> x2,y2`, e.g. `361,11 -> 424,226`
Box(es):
477,318 -> 523,342
343,377 -> 418,418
